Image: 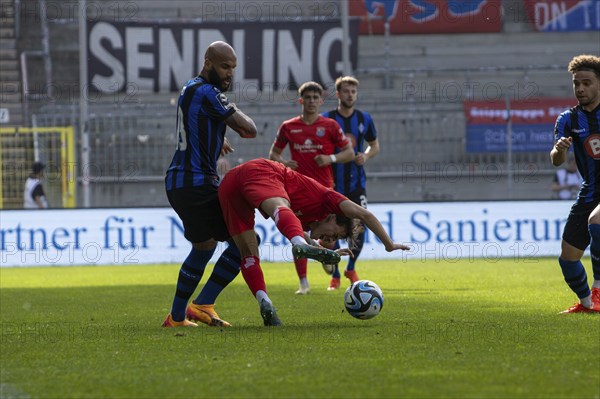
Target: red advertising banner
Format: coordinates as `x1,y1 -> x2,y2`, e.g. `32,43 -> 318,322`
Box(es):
349,0 -> 502,34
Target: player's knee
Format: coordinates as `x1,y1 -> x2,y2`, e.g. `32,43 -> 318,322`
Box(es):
192,240 -> 218,251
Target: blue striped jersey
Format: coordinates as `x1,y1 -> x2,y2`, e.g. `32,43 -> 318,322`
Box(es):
165,76 -> 236,190
322,109 -> 377,194
554,104 -> 600,204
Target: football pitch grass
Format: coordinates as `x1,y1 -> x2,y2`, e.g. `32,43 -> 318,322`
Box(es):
1,258 -> 599,399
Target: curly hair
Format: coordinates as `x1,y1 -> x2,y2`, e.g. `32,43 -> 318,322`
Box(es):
336,215 -> 364,250
568,55 -> 600,78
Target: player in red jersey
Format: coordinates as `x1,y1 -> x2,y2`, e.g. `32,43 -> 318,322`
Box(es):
218,158 -> 410,326
269,81 -> 355,294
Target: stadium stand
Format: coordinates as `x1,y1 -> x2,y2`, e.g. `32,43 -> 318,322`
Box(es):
1,0 -> 599,206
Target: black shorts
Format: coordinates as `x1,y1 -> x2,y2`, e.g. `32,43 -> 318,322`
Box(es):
166,185 -> 230,243
562,201 -> 600,250
346,188 -> 368,209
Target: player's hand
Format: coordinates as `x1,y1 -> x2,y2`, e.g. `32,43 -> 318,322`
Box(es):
554,137 -> 573,153
355,152 -> 366,166
335,248 -> 354,258
385,243 -> 411,252
285,160 -> 299,170
221,137 -> 235,155
314,154 -> 332,167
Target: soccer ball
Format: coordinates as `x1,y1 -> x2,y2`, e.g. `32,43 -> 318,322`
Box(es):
344,280 -> 384,320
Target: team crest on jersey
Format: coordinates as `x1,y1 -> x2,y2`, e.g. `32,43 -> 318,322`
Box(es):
316,127 -> 325,137
358,123 -> 365,133
217,93 -> 233,111
584,134 -> 600,160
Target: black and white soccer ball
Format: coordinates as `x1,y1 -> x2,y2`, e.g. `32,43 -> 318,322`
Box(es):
344,280 -> 384,320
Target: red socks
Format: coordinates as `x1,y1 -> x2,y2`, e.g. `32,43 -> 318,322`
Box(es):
240,255 -> 266,296
294,257 -> 307,279
274,207 -> 304,241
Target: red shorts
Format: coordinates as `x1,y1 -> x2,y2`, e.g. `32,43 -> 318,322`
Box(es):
218,159 -> 290,236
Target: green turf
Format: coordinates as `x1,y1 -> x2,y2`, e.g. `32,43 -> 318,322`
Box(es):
1,259 -> 599,398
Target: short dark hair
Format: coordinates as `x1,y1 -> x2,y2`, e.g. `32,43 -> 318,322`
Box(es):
298,81 -> 323,97
32,162 -> 45,174
336,215 -> 364,249
568,55 -> 600,78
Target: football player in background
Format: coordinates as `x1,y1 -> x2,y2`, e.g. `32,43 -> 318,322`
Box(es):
551,54 -> 600,313
269,81 -> 355,294
322,76 -> 380,290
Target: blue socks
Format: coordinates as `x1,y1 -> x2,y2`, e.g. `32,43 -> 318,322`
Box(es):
588,224 -> 600,281
558,257 -> 590,299
195,240 -> 241,305
170,247 -> 215,321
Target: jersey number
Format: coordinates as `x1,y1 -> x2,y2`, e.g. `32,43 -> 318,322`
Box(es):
176,106 -> 187,151
359,195 -> 368,209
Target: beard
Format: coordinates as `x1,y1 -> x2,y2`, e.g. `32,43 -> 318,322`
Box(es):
340,99 -> 354,109
208,67 -> 230,91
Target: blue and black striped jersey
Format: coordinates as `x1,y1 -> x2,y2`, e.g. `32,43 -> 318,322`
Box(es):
322,109 -> 377,194
166,76 -> 236,190
554,103 -> 600,204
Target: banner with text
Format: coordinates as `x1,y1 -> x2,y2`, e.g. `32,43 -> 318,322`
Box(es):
87,19 -> 358,93
1,201 -> 569,267
525,0 -> 600,31
349,0 -> 502,34
464,98 -> 575,153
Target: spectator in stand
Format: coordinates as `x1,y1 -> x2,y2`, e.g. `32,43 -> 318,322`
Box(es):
23,162 -> 48,209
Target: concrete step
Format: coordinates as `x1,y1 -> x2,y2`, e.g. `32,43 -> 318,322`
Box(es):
0,47 -> 17,59
0,38 -> 16,49
0,69 -> 19,80
0,91 -> 21,102
0,59 -> 17,69
0,28 -> 15,38
359,31 -> 597,53
357,53 -> 577,71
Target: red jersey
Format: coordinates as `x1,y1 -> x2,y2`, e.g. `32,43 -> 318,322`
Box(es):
273,115 -> 349,188
219,159 -> 349,236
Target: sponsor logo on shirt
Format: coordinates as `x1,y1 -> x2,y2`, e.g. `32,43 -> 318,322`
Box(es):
584,134 -> 600,159
293,139 -> 324,153
217,93 -> 233,111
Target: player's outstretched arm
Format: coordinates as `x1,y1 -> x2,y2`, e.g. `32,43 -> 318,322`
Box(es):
225,107 -> 257,138
339,200 -> 410,252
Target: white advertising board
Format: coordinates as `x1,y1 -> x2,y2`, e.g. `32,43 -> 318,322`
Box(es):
0,201 -> 570,267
